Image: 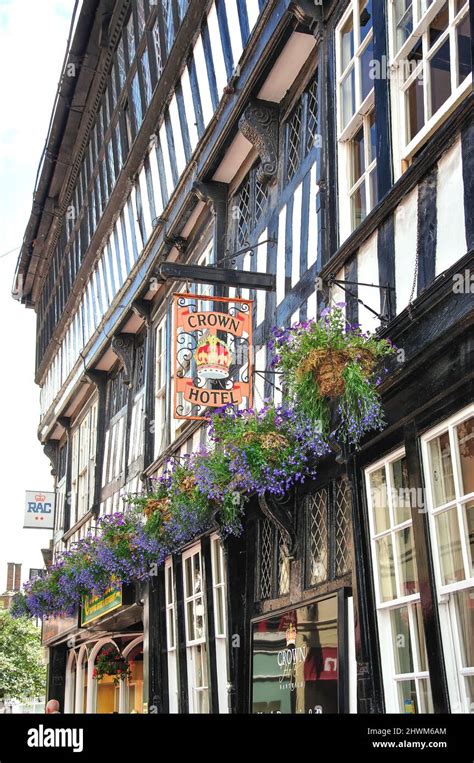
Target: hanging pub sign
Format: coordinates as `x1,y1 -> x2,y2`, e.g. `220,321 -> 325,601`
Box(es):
24,491 -> 55,529
173,293 -> 253,420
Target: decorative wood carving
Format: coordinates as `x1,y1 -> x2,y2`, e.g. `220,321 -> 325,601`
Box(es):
238,100 -> 279,186
111,334 -> 135,387
43,441 -> 60,477
289,0 -> 324,41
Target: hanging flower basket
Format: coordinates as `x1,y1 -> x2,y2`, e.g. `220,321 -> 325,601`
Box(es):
93,647 -> 131,686
144,497 -> 172,523
270,305 -> 397,446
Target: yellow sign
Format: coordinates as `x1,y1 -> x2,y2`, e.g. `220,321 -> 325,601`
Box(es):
81,586 -> 122,626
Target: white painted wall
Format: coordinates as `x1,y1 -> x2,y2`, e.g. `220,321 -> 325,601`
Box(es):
436,136 -> 467,276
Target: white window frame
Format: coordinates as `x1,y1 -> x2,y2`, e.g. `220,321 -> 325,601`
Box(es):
70,400 -> 98,526
388,0 -> 472,176
366,447 -> 433,713
164,557 -> 179,713
421,403 -> 474,713
182,543 -> 210,713
211,533 -> 229,713
336,0 -> 377,241
154,317 -> 167,457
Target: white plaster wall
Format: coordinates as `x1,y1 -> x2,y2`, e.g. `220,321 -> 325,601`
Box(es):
436,136 -> 467,276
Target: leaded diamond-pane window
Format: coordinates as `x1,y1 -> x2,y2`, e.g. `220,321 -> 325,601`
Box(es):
284,70 -> 319,183
335,477 -> 352,576
307,487 -> 329,585
286,101 -> 302,182
152,17 -> 164,77
278,535 -> 290,595
108,368 -> 128,420
233,164 -> 268,250
258,518 -> 274,600
305,477 -> 352,588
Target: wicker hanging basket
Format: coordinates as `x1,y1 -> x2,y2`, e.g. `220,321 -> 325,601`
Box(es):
144,497 -> 172,523
296,347 -> 377,398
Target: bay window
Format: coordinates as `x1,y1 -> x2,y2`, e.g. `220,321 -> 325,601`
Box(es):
366,448 -> 434,713
421,405 -> 474,712
336,0 -> 378,239
388,0 -> 471,174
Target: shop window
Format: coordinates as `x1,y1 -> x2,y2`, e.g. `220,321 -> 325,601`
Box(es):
305,477 -> 352,588
182,544 -> 210,713
366,448 -> 433,713
388,0 -> 471,173
336,0 -> 377,238
232,164 -> 268,250
165,558 -> 179,712
256,518 -> 290,601
251,594 -> 340,714
284,73 -> 319,183
421,405 -> 474,712
70,401 -> 98,526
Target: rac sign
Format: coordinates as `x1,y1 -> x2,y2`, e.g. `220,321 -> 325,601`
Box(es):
24,491 -> 55,530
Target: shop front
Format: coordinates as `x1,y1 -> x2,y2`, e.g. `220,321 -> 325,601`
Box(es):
251,591 -> 350,714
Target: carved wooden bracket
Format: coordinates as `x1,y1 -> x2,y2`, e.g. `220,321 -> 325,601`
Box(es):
238,100 -> 279,186
132,299 -> 153,326
258,492 -> 297,558
111,334 -> 135,387
192,180 -> 228,211
43,441 -> 60,477
289,0 -> 324,41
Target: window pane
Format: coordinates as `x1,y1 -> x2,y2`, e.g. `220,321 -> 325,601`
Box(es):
369,168 -> 378,209
370,468 -> 390,533
216,588 -> 225,636
341,68 -> 355,128
351,125 -> 365,184
193,553 -> 202,593
394,1 -> 413,52
457,14 -> 472,85
359,0 -> 372,43
396,525 -> 419,596
397,679 -> 418,713
435,509 -> 464,584
360,37 -> 374,101
413,603 -> 428,672
453,588 -> 474,668
455,0 -> 468,13
428,3 -> 449,48
391,456 -> 412,525
418,678 -> 434,712
463,501 -> 474,575
456,417 -> 474,495
376,535 -> 397,601
428,431 -> 455,507
429,40 -> 451,117
367,109 -> 376,164
194,597 -> 205,640
391,606 -> 414,673
341,13 -> 354,70
406,77 -> 425,142
351,181 -> 366,229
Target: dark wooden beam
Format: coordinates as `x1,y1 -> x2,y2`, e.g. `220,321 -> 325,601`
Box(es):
156,261 -> 276,291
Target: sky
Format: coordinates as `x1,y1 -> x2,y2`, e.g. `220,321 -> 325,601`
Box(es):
0,0 -> 76,588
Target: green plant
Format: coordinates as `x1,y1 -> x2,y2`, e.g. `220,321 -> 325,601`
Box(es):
93,646 -> 131,685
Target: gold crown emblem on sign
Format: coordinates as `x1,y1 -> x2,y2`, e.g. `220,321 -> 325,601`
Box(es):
195,334 -> 232,380
285,622 -> 296,646
35,494 -> 46,502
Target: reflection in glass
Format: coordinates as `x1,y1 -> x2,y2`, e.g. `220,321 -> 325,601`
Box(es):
376,535 -> 396,601
341,69 -> 355,128
453,589 -> 474,668
414,603 -> 428,672
464,501 -> 474,576
429,432 -> 455,507
359,0 -> 372,43
435,509 -> 464,585
341,14 -> 354,70
395,0 -> 413,52
360,38 -> 374,102
407,77 -> 425,142
391,606 -> 413,674
429,40 -> 451,118
397,679 -> 417,713
391,456 -> 412,525
418,679 -> 434,713
351,183 -> 366,230
428,4 -> 449,48
456,417 -> 474,495
370,467 -> 390,534
396,525 -> 419,596
352,126 -> 365,184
